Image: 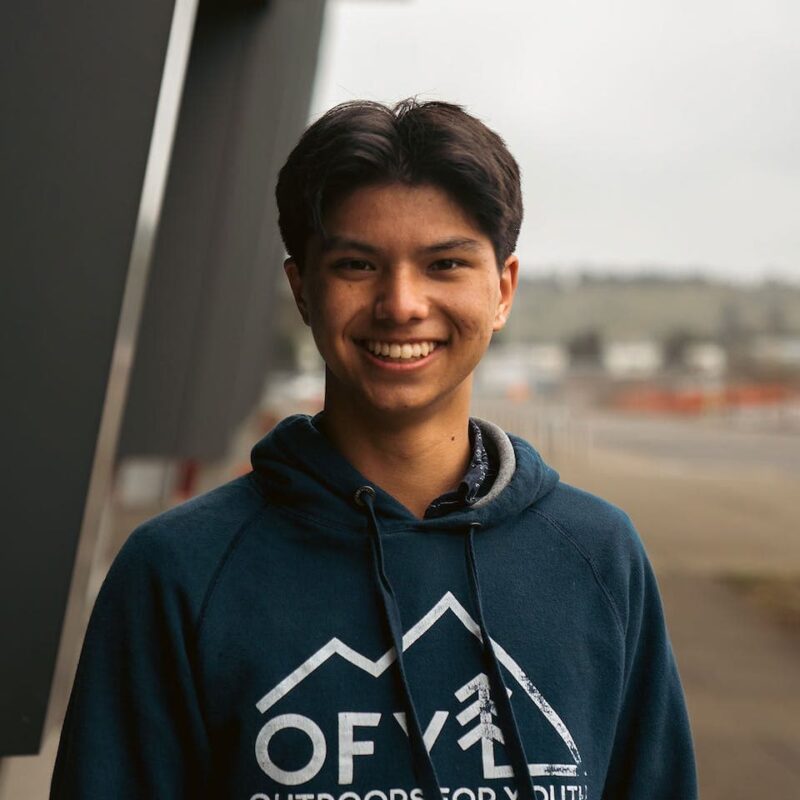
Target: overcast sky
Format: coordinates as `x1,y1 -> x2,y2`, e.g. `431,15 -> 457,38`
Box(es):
310,0 -> 799,282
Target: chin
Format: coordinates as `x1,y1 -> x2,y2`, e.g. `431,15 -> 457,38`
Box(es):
363,396 -> 429,416
350,388 -> 435,417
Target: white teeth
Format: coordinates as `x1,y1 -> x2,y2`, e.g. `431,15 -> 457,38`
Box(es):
365,340 -> 439,359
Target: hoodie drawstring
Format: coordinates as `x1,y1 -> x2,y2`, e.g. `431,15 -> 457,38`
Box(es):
466,524 -> 536,800
357,487 -> 443,800
355,488 -> 534,800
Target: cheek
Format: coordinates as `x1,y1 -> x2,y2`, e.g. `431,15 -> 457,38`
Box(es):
308,288 -> 363,342
307,282 -> 340,325
453,293 -> 501,341
459,317 -> 487,340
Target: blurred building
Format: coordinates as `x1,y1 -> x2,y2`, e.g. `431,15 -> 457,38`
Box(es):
749,336 -> 800,368
602,340 -> 663,378
684,342 -> 728,377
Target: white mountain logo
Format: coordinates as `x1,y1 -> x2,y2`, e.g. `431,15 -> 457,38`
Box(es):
254,592 -> 581,783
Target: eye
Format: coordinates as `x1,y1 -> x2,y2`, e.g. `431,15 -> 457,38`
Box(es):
429,258 -> 464,272
335,259 -> 374,272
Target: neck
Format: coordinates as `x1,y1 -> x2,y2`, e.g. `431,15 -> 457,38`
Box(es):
320,393 -> 473,519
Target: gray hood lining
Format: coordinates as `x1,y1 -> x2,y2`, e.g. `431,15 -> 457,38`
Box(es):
470,417 -> 516,509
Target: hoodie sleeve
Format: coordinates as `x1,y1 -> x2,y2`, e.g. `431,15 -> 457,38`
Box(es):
601,527 -> 697,799
50,525 -> 212,798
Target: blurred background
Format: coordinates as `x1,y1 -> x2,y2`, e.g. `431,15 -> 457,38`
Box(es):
2,1 -> 798,797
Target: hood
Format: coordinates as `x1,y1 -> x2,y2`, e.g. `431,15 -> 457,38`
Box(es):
250,413 -> 560,531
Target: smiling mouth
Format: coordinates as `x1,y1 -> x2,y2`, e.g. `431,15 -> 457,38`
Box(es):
359,339 -> 442,361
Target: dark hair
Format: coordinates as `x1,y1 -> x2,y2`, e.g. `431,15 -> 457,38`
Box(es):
276,98 -> 523,267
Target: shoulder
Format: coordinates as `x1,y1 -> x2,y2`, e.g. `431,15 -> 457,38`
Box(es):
531,480 -> 650,630
130,473 -> 265,547
534,480 -> 639,555
102,474 -> 266,619
125,473 -> 265,561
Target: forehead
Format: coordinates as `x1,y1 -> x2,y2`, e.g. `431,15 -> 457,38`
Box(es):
319,182 -> 490,251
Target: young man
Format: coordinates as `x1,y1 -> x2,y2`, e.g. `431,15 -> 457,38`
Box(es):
52,100 -> 696,799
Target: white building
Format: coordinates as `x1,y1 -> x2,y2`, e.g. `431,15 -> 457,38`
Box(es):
602,341 -> 663,378
684,342 -> 727,376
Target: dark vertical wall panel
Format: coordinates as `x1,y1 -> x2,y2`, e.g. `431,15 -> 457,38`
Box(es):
120,0 -> 326,461
0,3 -> 176,754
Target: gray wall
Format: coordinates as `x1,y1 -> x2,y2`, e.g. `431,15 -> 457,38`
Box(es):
0,2 -> 177,755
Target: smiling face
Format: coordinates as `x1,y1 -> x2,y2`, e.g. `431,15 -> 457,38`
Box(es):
285,182 -> 518,423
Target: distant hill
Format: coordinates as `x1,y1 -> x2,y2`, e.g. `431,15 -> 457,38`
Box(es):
500,273 -> 800,344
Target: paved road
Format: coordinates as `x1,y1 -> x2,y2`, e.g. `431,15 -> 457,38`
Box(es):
660,573 -> 800,796
588,411 -> 800,474
473,396 -> 800,474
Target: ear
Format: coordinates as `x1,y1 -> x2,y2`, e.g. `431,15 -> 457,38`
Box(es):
492,254 -> 519,331
284,258 -> 310,325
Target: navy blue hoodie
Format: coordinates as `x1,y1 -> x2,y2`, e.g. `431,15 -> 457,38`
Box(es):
52,415 -> 696,799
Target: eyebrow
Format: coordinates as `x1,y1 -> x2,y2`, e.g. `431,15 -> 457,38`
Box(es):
319,236 -> 381,254
418,237 -> 483,255
320,235 -> 484,255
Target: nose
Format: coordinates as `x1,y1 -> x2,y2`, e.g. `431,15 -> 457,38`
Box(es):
374,266 -> 429,324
